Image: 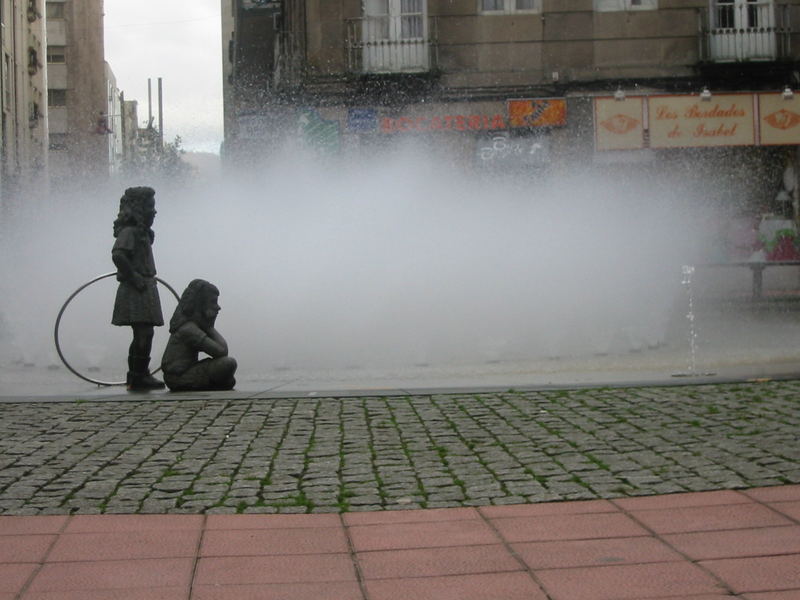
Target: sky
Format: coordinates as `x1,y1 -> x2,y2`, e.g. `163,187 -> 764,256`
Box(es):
103,0 -> 223,154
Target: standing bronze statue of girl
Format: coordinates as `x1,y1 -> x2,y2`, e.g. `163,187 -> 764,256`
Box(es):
111,186 -> 165,391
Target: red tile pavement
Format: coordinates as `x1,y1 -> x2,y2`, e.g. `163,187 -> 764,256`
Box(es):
364,572 -> 550,600
769,500 -> 800,521
534,561 -> 727,600
25,557 -> 195,593
0,516 -> 67,535
0,486 -> 799,599
0,535 -> 56,563
488,511 -> 650,542
0,563 -> 39,595
347,518 -> 500,551
200,526 -> 349,556
20,588 -> 190,600
356,544 -> 521,579
742,484 -> 800,502
46,530 -> 201,562
603,596 -> 737,600
478,498 -> 617,518
193,554 -> 357,586
64,514 -> 203,533
623,502 -> 794,534
612,488 -> 751,510
206,512 -> 341,530
664,525 -> 800,560
343,506 -> 479,525
699,554 -> 800,594
511,536 -> 684,569
191,581 -> 363,600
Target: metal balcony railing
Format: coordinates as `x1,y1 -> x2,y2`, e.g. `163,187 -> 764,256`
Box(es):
699,2 -> 791,62
345,16 -> 438,75
274,31 -> 304,90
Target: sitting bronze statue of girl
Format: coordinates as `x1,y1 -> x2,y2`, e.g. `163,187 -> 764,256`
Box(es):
161,279 -> 237,391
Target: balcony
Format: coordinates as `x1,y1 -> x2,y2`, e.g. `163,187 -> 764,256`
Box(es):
699,2 -> 791,62
345,16 -> 438,75
274,31 -> 304,90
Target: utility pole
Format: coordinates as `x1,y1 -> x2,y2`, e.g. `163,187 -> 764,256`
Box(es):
0,0 -> 4,209
158,77 -> 164,151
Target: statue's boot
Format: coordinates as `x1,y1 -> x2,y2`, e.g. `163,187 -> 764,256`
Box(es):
127,356 -> 165,391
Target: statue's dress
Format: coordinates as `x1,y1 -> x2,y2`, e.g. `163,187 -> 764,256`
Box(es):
111,226 -> 164,326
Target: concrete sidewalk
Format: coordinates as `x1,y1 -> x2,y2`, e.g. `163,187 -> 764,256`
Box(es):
2,486 -> 799,599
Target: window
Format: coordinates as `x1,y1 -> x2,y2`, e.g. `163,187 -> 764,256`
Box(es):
47,88 -> 66,106
29,101 -> 40,125
3,54 -> 11,109
27,0 -> 41,22
714,0 -> 764,29
594,0 -> 657,10
49,133 -> 67,150
27,47 -> 40,74
480,0 -> 540,14
45,2 -> 65,19
46,45 -> 65,63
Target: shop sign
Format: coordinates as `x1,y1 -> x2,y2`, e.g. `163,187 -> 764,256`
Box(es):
508,98 -> 567,128
380,114 -> 507,134
348,108 -> 378,132
242,0 -> 281,12
237,115 -> 272,139
594,97 -> 646,151
297,109 -> 339,153
758,93 -> 800,145
648,94 -> 755,148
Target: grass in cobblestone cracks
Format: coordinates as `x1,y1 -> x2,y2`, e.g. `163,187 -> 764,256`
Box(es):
225,386 -> 779,511
1,381 -> 798,515
255,385 -> 783,511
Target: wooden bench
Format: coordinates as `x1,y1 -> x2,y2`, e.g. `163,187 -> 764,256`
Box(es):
697,261 -> 800,300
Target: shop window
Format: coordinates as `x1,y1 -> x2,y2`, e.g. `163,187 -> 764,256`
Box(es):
479,0 -> 540,14
595,0 -> 657,10
47,45 -> 65,63
45,1 -> 65,19
47,88 -> 66,106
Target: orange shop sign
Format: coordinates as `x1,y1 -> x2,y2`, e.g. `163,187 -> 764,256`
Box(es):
759,93 -> 800,145
380,114 -> 507,133
594,96 -> 646,151
508,98 -> 567,128
648,94 -> 756,148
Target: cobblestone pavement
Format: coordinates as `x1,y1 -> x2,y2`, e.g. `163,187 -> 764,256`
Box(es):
1,380 -> 798,516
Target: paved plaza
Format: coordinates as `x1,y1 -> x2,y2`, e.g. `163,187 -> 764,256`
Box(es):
1,486 -> 799,600
1,380 -> 798,515
1,380 -> 799,599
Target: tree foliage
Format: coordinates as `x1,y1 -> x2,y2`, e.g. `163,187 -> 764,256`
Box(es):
124,130 -> 195,183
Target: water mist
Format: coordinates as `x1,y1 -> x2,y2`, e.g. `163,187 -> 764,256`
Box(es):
0,143 -> 734,388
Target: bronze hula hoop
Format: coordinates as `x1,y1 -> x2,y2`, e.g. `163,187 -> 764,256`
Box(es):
54,272 -> 180,386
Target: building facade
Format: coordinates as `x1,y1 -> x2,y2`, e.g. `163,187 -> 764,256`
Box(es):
0,0 -> 48,207
45,0 -> 112,185
222,1 -> 800,225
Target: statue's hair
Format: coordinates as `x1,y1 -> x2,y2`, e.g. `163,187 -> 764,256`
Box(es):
169,279 -> 220,333
113,186 -> 156,240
